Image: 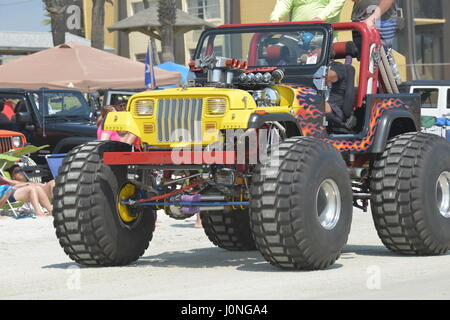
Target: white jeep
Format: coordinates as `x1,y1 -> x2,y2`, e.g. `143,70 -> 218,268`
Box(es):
401,80 -> 450,138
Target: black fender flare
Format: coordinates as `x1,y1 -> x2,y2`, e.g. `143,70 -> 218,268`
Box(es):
248,113 -> 302,135
370,109 -> 419,153
53,137 -> 97,154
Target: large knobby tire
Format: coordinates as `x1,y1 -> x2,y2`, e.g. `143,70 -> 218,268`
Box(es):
53,141 -> 157,266
200,209 -> 257,251
371,132 -> 450,255
250,136 -> 353,270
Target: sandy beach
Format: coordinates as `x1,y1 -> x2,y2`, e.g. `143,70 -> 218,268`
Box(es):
1,208 -> 450,300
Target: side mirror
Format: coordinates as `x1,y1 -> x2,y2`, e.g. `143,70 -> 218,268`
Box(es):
15,111 -> 32,123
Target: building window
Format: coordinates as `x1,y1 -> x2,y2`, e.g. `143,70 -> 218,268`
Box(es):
187,0 -> 220,20
415,25 -> 443,80
135,53 -> 146,63
414,0 -> 443,19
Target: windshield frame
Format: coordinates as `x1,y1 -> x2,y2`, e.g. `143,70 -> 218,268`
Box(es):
194,24 -> 333,70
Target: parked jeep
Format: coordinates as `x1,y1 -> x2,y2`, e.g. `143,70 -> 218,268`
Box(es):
400,80 -> 450,118
399,80 -> 450,138
0,89 -> 97,163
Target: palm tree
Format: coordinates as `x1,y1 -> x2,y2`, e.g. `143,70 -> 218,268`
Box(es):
42,0 -> 67,46
143,0 -> 161,65
42,12 -> 52,27
91,0 -> 113,50
158,0 -> 177,62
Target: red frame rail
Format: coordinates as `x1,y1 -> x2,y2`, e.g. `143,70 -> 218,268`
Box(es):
103,151 -> 237,165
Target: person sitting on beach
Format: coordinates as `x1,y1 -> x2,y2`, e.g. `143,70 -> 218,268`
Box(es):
0,178 -> 53,217
2,165 -> 55,201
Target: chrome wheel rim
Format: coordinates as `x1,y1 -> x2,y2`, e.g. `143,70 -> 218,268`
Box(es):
316,179 -> 341,230
436,171 -> 450,218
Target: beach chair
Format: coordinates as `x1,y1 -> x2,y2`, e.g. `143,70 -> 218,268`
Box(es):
0,145 -> 49,217
0,154 -> 23,217
45,154 -> 67,179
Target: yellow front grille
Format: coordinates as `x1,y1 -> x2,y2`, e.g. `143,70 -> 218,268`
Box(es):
157,98 -> 203,143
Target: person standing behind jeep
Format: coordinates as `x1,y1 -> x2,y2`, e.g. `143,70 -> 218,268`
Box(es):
96,105 -> 122,142
270,0 -> 346,24
351,0 -> 398,50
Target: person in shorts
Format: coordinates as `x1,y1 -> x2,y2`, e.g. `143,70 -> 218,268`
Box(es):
0,177 -> 53,216
351,0 -> 398,50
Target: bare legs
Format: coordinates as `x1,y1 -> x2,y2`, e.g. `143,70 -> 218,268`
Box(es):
40,180 -> 55,200
120,132 -> 137,145
13,186 -> 53,216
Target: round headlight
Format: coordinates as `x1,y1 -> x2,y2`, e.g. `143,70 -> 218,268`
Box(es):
261,88 -> 281,106
12,136 -> 23,148
263,72 -> 272,83
238,73 -> 248,83
247,73 -> 256,83
254,73 -> 263,83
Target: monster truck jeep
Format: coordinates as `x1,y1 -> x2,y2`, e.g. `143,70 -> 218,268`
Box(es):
53,22 -> 450,270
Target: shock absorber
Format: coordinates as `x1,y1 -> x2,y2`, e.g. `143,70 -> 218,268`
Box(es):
386,48 -> 402,86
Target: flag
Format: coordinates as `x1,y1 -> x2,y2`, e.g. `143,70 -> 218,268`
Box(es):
145,44 -> 157,89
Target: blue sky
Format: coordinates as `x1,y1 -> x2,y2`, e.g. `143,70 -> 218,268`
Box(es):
0,0 -> 49,32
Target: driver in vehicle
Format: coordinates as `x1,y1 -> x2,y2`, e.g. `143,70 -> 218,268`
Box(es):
297,35 -> 324,65
296,35 -> 347,123
325,60 -> 347,122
